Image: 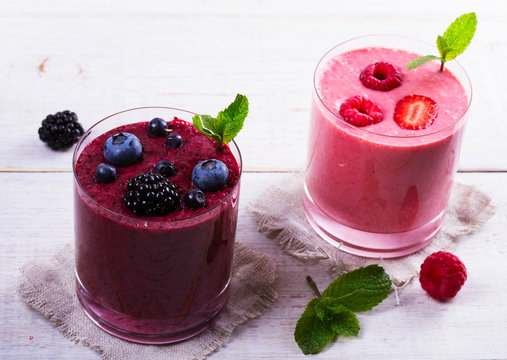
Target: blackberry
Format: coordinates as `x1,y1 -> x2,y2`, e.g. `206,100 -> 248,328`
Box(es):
123,172 -> 180,216
38,110 -> 84,150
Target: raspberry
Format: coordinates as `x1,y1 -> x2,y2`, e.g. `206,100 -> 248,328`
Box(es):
360,62 -> 402,91
38,110 -> 84,150
419,251 -> 467,301
339,96 -> 383,127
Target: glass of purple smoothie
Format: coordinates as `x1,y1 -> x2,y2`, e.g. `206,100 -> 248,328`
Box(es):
72,107 -> 242,343
304,35 -> 472,258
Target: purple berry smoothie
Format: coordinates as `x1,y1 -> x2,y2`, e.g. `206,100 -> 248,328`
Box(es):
304,36 -> 471,258
73,110 -> 241,343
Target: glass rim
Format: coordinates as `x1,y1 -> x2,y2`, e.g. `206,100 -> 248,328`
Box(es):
313,34 -> 473,139
72,106 -> 243,224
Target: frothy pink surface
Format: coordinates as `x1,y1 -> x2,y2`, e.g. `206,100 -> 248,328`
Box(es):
306,47 -> 469,234
317,47 -> 468,136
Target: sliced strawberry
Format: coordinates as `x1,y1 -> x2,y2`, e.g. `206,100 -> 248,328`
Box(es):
339,96 -> 383,127
393,95 -> 438,130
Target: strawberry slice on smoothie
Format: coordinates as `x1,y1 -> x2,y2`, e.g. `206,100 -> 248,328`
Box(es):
393,95 -> 439,130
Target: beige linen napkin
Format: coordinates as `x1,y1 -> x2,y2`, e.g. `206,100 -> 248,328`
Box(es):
19,242 -> 278,360
248,172 -> 495,286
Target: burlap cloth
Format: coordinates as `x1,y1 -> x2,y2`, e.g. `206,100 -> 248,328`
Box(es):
248,172 -> 496,287
18,242 -> 278,360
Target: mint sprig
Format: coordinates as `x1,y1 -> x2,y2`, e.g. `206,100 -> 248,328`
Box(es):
192,94 -> 248,149
294,265 -> 391,355
407,12 -> 477,71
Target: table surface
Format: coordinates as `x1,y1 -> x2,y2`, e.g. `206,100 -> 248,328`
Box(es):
1,1 -> 506,359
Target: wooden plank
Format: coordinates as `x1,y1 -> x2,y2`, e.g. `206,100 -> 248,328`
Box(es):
0,2 -> 505,171
2,0 -> 505,18
0,171 -> 506,359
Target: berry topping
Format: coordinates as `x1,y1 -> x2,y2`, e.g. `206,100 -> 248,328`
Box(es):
155,160 -> 176,177
148,117 -> 168,137
104,132 -> 143,167
165,133 -> 183,149
123,172 -> 180,216
419,251 -> 467,301
393,95 -> 438,130
184,189 -> 206,210
192,159 -> 229,192
360,62 -> 402,91
339,96 -> 383,127
38,110 -> 84,150
94,163 -> 116,183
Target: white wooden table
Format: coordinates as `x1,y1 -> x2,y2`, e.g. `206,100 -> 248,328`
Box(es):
1,1 -> 506,359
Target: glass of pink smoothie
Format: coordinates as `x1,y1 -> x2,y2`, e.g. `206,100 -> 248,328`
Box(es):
304,35 -> 471,258
72,107 -> 242,343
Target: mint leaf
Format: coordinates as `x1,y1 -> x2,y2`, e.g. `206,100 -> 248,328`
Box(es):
407,12 -> 477,71
202,114 -> 224,144
407,55 -> 441,71
331,310 -> 360,336
192,113 -> 208,135
294,266 -> 391,355
315,298 -> 360,337
222,94 -> 248,144
192,114 -> 222,145
316,298 -> 351,318
192,94 -> 248,149
294,298 -> 335,355
330,308 -> 360,337
314,297 -> 331,320
200,114 -> 220,133
436,35 -> 447,58
439,12 -> 477,61
321,264 -> 391,312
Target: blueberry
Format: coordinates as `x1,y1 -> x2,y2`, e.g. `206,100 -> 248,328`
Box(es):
148,117 -> 168,137
155,160 -> 176,177
184,189 -> 206,209
94,163 -> 117,183
104,132 -> 143,166
165,133 -> 183,149
192,159 -> 229,192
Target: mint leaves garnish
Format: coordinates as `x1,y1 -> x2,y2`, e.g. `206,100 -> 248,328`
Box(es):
321,265 -> 392,312
295,298 -> 338,355
294,265 -> 392,355
192,94 -> 248,149
407,12 -> 477,71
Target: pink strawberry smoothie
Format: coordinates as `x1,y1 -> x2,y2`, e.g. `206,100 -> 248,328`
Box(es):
73,117 -> 241,343
305,46 -> 469,237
